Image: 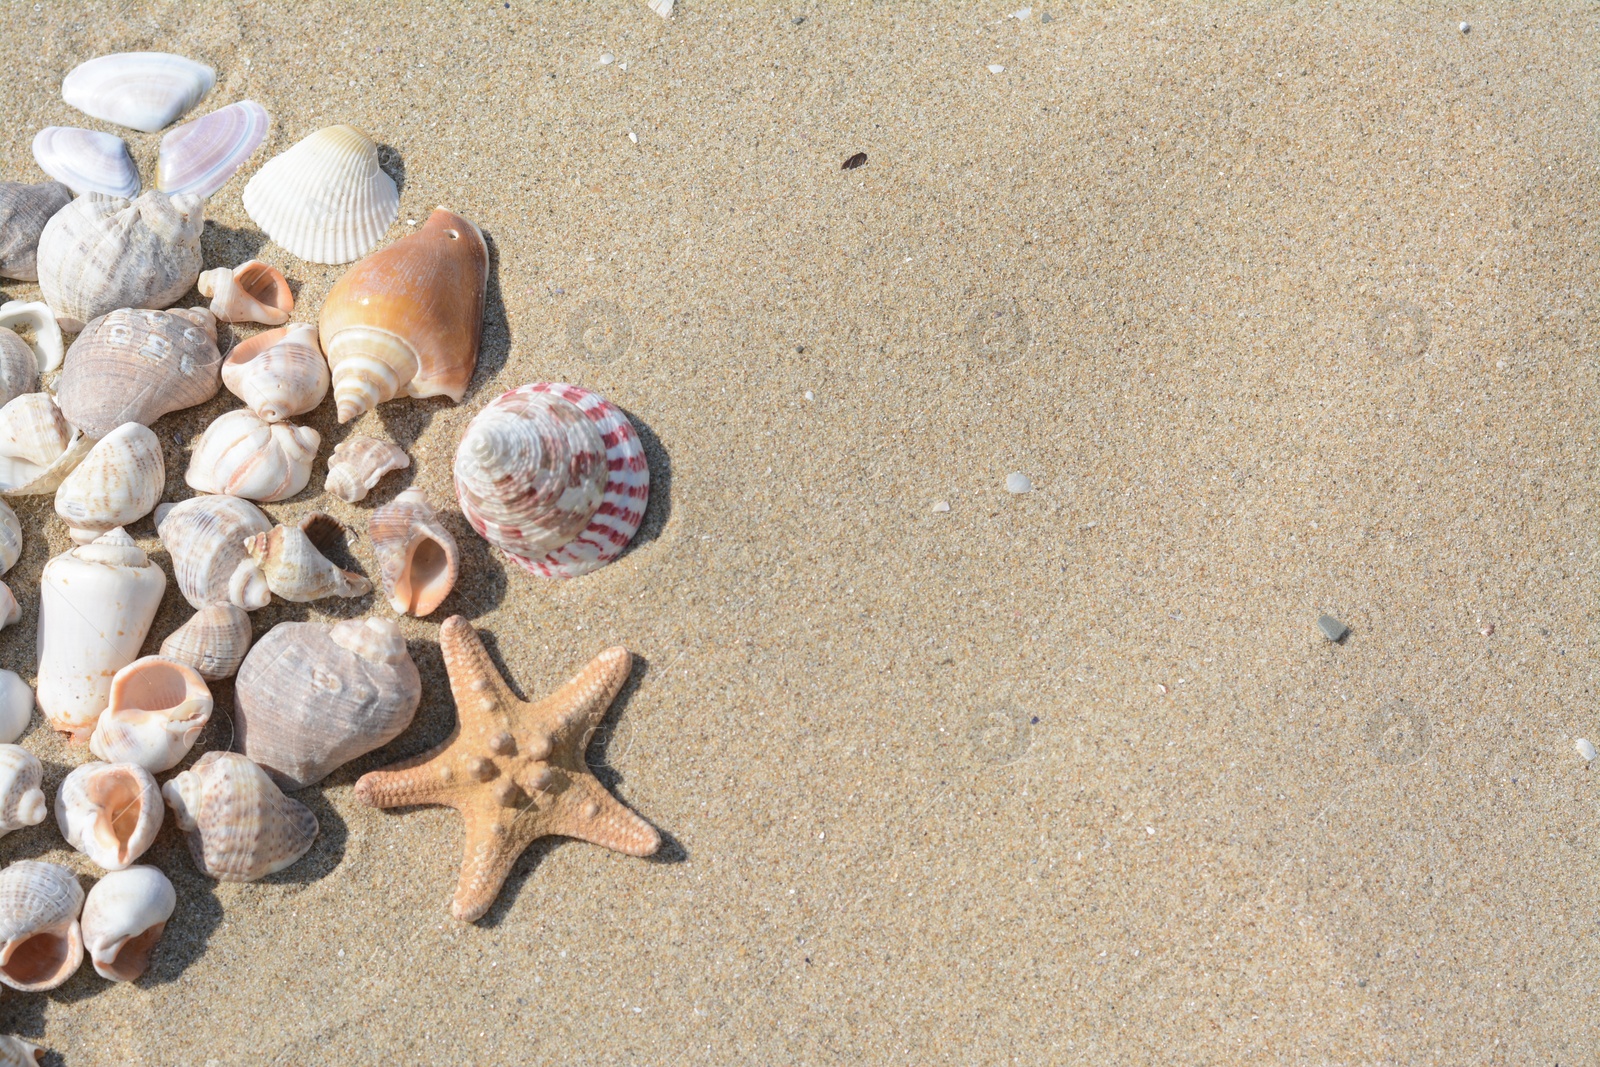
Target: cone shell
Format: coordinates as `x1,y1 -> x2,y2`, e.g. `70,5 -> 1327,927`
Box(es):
199,259 -> 292,326
31,127 -> 138,199
57,306 -> 221,438
318,207 -> 487,423
62,52 -> 215,133
0,860 -> 83,992
162,751 -> 317,881
89,656 -> 214,773
0,1036 -> 44,1065
0,393 -> 89,496
56,762 -> 163,870
371,488 -> 457,616
158,100 -> 269,198
185,409 -> 319,502
0,747 -> 46,841
245,514 -> 372,603
36,191 -> 205,333
325,435 -> 408,503
156,494 -> 273,611
80,865 -> 174,982
160,603 -> 253,681
0,299 -> 65,375
0,673 -> 32,745
221,323 -> 328,422
235,618 -> 421,790
54,422 -> 164,542
242,125 -> 398,265
454,383 -> 650,579
0,179 -> 72,281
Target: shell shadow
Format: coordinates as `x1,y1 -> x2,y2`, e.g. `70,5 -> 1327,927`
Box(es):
260,787 -> 348,887
200,219 -> 268,272
0,995 -> 46,1059
617,406 -> 671,553
376,143 -> 406,194
136,836 -> 226,987
446,511 -> 510,620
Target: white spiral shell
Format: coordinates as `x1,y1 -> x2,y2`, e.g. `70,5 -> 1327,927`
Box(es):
0,860 -> 84,992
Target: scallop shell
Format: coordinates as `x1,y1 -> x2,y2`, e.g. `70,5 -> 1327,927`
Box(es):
159,603 -> 253,682
162,751 -> 317,881
0,393 -> 90,495
0,300 -> 65,374
0,179 -> 72,281
242,125 -> 398,265
185,409 -> 320,502
371,488 -> 458,616
454,383 -> 650,579
0,583 -> 17,632
30,127 -> 138,198
319,207 -> 487,422
0,747 -> 46,841
37,530 -> 167,740
245,513 -> 371,603
155,494 -> 272,610
0,860 -> 83,992
0,673 -> 33,745
54,422 -> 164,544
157,100 -> 269,198
89,656 -> 214,773
36,191 -> 205,333
80,866 -> 174,982
56,306 -> 221,437
199,260 -> 293,326
57,762 -> 163,870
0,1036 -> 45,1065
62,52 -> 215,133
325,436 -> 408,503
221,323 -> 328,421
235,618 -> 421,790
0,498 -> 20,575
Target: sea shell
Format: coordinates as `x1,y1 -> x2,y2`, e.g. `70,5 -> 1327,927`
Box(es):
235,618 -> 421,790
159,603 -> 253,681
0,673 -> 33,745
319,207 -> 487,422
30,127 -> 138,199
155,495 -> 272,610
62,52 -> 215,133
185,409 -> 320,502
89,656 -> 214,773
454,383 -> 650,579
245,513 -> 371,603
242,125 -> 398,264
0,860 -> 84,992
325,436 -> 408,503
0,1036 -> 44,1065
0,300 -> 65,374
221,323 -> 328,421
0,499 -> 19,575
371,488 -> 458,616
0,393 -> 90,495
0,747 -> 46,841
36,191 -> 205,333
157,100 -> 269,198
0,180 -> 72,281
162,751 -> 318,881
57,306 -> 220,437
79,866 -> 174,982
54,422 -> 164,544
0,584 -> 17,631
56,762 -> 162,870
198,260 -> 293,326
37,529 -> 167,740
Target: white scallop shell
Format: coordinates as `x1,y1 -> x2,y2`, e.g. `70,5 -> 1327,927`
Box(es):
157,100 -> 269,198
0,300 -> 64,374
56,762 -> 163,870
159,603 -> 253,682
0,392 -> 89,496
62,52 -> 215,133
0,747 -> 46,841
185,409 -> 319,502
31,127 -> 138,198
0,860 -> 83,992
80,865 -> 175,982
0,673 -> 32,745
162,751 -> 317,881
221,323 -> 328,421
242,125 -> 398,264
89,656 -> 214,773
54,422 -> 164,544
155,495 -> 272,610
325,435 -> 408,503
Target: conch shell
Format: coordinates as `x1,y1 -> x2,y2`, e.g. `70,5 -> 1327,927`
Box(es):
241,124 -> 398,264
155,494 -> 272,611
0,673 -> 33,745
245,513 -> 371,603
162,751 -> 318,881
0,860 -> 83,992
36,190 -> 205,333
159,603 -> 253,682
221,323 -> 327,421
235,618 -> 421,790
56,306 -> 221,438
371,488 -> 458,616
56,762 -> 163,870
185,409 -> 319,502
80,866 -> 175,982
325,435 -> 408,503
198,260 -> 292,325
319,207 -> 487,422
0,392 -> 90,495
454,382 -> 650,579
54,422 -> 164,544
0,180 -> 72,280
89,656 -> 214,773
0,747 -> 46,841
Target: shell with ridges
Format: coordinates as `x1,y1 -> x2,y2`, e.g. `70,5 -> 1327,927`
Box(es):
0,860 -> 83,992
56,762 -> 163,870
371,488 -> 458,616
199,260 -> 292,326
157,100 -> 269,198
0,1035 -> 44,1064
89,656 -> 214,773
162,751 -> 318,881
61,52 -> 215,133
245,514 -> 371,603
0,747 -> 46,841
0,180 -> 72,281
242,125 -> 398,265
221,323 -> 327,422
0,335 -> 38,412
57,306 -> 220,438
160,603 -> 253,681
156,495 -> 272,610
0,498 -> 19,575
30,127 -> 138,198
0,393 -> 89,496
325,436 -> 408,503
0,300 -> 64,374
80,865 -> 174,982
185,409 -> 319,501
0,673 -> 32,745
54,422 -> 164,544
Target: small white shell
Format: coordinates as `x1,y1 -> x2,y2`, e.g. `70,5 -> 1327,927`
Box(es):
89,656 -> 213,773
198,260 -> 293,326
0,393 -> 89,496
62,52 -> 215,133
155,495 -> 273,610
242,125 -> 398,264
54,422 -> 164,544
221,323 -> 328,421
0,747 -> 46,841
30,127 -> 138,198
0,300 -> 64,374
0,673 -> 32,745
157,100 -> 269,198
186,409 -> 320,502
80,865 -> 175,982
0,498 -> 19,574
56,762 -> 163,870
159,603 -> 253,682
325,436 -> 409,503
0,860 -> 84,992
0,1035 -> 45,1064
162,751 -> 317,881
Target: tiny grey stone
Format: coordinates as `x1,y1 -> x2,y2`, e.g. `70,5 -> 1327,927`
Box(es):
1317,614 -> 1349,642
793,15 -> 805,24
1459,20 -> 1470,33
1040,10 -> 1053,21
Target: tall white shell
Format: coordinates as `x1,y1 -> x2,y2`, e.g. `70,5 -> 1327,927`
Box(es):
0,860 -> 83,992
80,865 -> 175,982
0,747 -> 46,841
89,656 -> 213,773
0,673 -> 32,745
31,127 -> 139,198
155,495 -> 272,610
56,762 -> 163,870
0,300 -> 64,374
0,393 -> 88,495
54,422 -> 164,544
242,125 -> 398,264
162,751 -> 317,881
62,52 -> 215,133
185,409 -> 319,502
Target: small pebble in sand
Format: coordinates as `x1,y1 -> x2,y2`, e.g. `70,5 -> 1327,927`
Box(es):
1317,614 -> 1349,642
803,390 -> 814,401
628,130 -> 638,144
1459,21 -> 1470,33
1577,738 -> 1597,762
1010,6 -> 1032,19
1480,623 -> 1495,636
1040,11 -> 1053,21
600,52 -> 615,65
1005,472 -> 1032,494
988,63 -> 1006,74
932,501 -> 950,513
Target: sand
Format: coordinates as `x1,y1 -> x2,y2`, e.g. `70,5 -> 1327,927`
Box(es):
0,1 -> 1595,1062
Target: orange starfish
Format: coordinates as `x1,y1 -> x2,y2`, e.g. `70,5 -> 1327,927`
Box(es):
354,615 -> 660,921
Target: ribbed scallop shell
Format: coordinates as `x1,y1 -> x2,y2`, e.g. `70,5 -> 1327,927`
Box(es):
185,409 -> 320,502
325,435 -> 408,503
245,514 -> 372,603
200,260 -> 293,326
0,860 -> 83,992
221,323 -> 327,421
155,495 -> 273,610
54,422 -> 164,542
160,603 -> 253,681
0,300 -> 64,374
62,52 -> 215,133
242,125 -> 398,265
454,383 -> 650,579
0,747 -> 46,841
0,672 -> 32,745
57,307 -> 220,438
80,865 -> 175,982
89,656 -> 214,773
30,127 -> 138,198
0,180 -> 72,281
158,100 -> 270,198
162,751 -> 317,881
371,488 -> 458,616
36,191 -> 205,333
0,393 -> 89,495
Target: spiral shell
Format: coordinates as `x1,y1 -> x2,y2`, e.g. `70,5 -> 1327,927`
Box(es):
245,513 -> 372,603
242,125 -> 398,264
162,751 -> 317,881
0,179 -> 72,281
0,747 -> 46,841
0,860 -> 83,992
56,762 -> 163,870
54,422 -> 164,543
56,306 -> 221,438
199,259 -> 292,326
80,866 -> 175,982
185,409 -> 319,502
62,52 -> 215,133
221,323 -> 327,421
324,435 -> 408,503
0,498 -> 20,575
89,656 -> 214,773
156,494 -> 273,611
371,488 -> 457,616
159,603 -> 253,681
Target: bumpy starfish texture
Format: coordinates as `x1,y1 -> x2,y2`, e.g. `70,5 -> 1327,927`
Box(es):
354,615 -> 659,921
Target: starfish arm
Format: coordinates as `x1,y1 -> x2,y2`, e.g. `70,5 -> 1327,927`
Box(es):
541,646 -> 633,751
439,615 -> 521,722
353,745 -> 458,810
451,808 -> 535,922
546,773 -> 661,857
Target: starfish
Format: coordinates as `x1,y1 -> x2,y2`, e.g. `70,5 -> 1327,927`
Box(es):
354,615 -> 660,921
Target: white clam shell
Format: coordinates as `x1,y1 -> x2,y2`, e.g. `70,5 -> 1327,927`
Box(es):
185,409 -> 319,502
155,495 -> 272,610
157,100 -> 269,198
0,673 -> 33,745
89,656 -> 213,773
200,261 -> 293,327
0,860 -> 84,992
54,422 -> 164,544
0,1035 -> 45,1064
0,747 -> 46,840
221,323 -> 328,421
242,125 -> 398,264
31,127 -> 138,198
325,435 -> 408,503
0,393 -> 89,496
162,751 -> 317,881
245,514 -> 371,604
371,488 -> 458,616
56,762 -> 163,870
80,865 -> 174,982
62,52 -> 215,133
0,300 -> 64,374
159,603 -> 253,681
0,179 -> 73,281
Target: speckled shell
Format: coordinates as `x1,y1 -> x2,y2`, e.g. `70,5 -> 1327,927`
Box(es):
185,409 -> 320,502
242,125 -> 398,264
0,180 -> 72,280
158,100 -> 269,198
245,514 -> 371,603
0,300 -> 64,374
0,860 -> 84,992
199,259 -> 292,326
235,618 -> 421,790
36,191 -> 205,333
0,748 -> 46,841
159,603 -> 253,681
324,435 -> 408,503
162,751 -> 317,881
221,323 -> 327,421
155,495 -> 272,611
0,1035 -> 44,1064
31,127 -> 138,198
89,656 -> 214,773
57,306 -> 221,438
80,865 -> 174,982
319,207 -> 487,422
0,393 -> 89,496
56,762 -> 162,870
54,422 -> 164,543
0,673 -> 32,745
454,383 -> 650,579
371,488 -> 457,616
62,52 -> 215,133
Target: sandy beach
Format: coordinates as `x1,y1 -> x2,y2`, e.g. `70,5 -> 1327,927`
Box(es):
0,1 -> 1596,1062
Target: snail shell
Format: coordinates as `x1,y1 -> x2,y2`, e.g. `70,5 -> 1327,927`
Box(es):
0,1036 -> 44,1065
371,488 -> 457,616
0,180 -> 72,281
0,860 -> 83,992
53,422 -> 164,544
324,435 -> 408,503
198,259 -> 292,326
57,762 -> 163,870
61,52 -> 215,133
89,656 -> 214,773
80,865 -> 175,982
162,751 -> 317,881
56,306 -> 221,438
0,673 -> 32,745
0,747 -> 46,841
221,323 -> 328,422
155,494 -> 272,611
0,334 -> 37,414
242,125 -> 398,264
0,392 -> 88,496
185,409 -> 319,502
245,513 -> 372,603
159,603 -> 253,681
